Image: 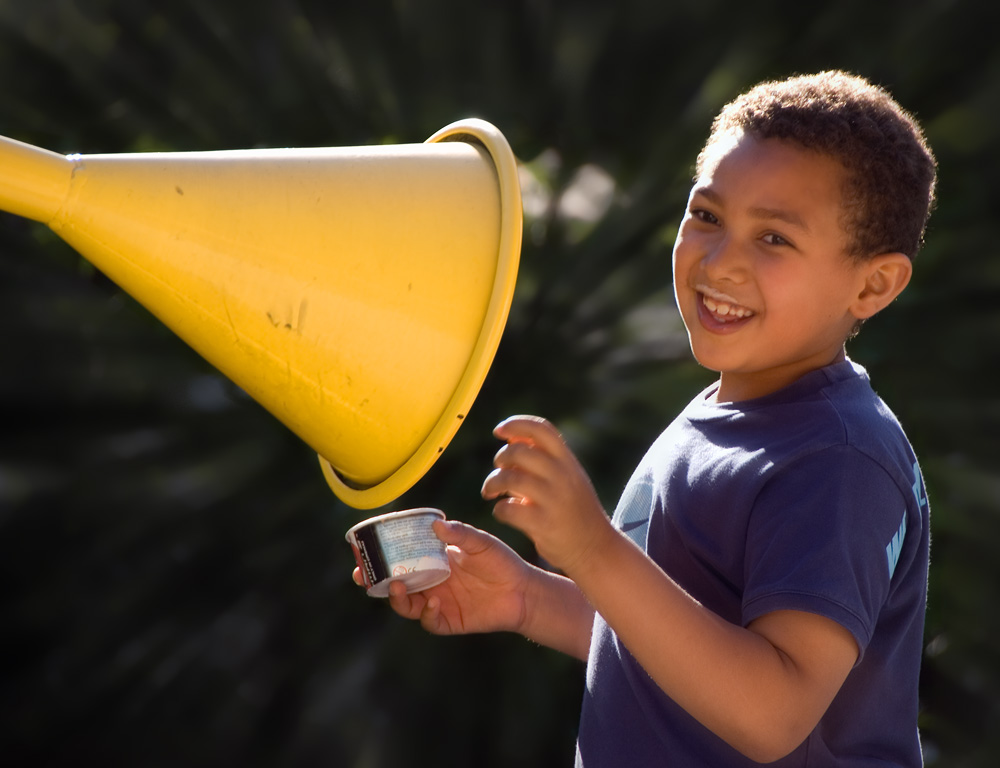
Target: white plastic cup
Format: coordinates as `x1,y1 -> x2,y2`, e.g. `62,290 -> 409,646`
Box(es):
345,508 -> 451,597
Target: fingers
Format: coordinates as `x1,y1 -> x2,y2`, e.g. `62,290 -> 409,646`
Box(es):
489,496 -> 532,539
482,462 -> 549,506
387,579 -> 424,620
387,580 -> 447,634
419,594 -> 444,633
493,415 -> 568,456
482,417 -> 569,507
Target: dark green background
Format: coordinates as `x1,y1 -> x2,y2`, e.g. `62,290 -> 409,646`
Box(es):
1,1 -> 997,765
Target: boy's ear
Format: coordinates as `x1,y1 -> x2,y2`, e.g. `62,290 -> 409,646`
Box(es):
851,252 -> 913,320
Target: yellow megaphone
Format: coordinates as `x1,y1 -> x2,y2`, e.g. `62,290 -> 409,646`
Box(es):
0,119 -> 521,509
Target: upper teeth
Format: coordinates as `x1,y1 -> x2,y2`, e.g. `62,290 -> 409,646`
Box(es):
703,295 -> 753,319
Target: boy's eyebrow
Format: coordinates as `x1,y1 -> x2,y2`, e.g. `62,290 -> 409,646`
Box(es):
691,186 -> 811,232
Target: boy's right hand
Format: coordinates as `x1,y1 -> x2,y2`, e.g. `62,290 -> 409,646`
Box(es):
353,519 -> 533,637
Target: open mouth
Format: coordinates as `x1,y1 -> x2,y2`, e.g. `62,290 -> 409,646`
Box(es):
697,287 -> 755,324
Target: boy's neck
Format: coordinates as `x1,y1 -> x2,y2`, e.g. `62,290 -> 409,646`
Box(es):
711,346 -> 847,404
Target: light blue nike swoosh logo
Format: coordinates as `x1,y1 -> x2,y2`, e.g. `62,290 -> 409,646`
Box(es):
621,518 -> 649,533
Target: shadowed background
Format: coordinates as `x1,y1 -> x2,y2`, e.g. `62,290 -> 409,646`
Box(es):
1,1 -> 997,766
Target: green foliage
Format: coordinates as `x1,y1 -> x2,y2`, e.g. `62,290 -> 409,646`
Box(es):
1,1 -> 998,765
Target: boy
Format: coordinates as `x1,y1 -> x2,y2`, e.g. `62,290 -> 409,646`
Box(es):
361,71 -> 936,766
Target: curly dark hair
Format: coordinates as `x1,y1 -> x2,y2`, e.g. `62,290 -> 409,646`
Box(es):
696,71 -> 937,261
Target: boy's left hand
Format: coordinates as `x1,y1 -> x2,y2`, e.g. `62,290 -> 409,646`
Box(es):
482,415 -> 615,576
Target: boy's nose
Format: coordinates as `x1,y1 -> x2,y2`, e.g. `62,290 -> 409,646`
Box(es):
701,235 -> 749,280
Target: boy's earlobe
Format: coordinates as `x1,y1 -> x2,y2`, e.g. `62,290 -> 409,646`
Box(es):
852,253 -> 913,320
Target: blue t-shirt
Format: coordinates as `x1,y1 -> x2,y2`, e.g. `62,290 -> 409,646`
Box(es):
576,360 -> 930,767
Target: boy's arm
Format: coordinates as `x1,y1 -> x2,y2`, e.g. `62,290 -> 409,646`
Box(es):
484,416 -> 859,763
570,531 -> 858,762
510,567 -> 594,660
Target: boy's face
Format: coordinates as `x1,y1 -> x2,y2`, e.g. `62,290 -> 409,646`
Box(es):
672,132 -> 869,402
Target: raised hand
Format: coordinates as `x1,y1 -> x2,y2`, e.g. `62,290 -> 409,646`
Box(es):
481,415 -> 615,578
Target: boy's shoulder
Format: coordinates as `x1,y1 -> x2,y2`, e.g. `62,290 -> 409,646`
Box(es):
676,359 -> 915,477
683,359 -> 878,427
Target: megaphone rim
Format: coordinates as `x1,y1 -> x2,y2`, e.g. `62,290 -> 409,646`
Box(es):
319,118 -> 522,509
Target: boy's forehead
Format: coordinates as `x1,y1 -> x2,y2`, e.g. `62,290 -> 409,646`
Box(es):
694,132 -> 846,201
697,129 -> 745,176
691,132 -> 852,243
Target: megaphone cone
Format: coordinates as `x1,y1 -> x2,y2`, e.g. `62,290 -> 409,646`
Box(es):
1,119 -> 521,508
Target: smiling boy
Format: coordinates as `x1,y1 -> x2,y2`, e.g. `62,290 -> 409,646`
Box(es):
675,134 -> 891,402
366,71 -> 937,766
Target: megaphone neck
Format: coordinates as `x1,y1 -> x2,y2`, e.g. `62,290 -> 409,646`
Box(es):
0,134 -> 74,224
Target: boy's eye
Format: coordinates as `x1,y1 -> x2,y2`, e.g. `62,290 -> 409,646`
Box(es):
691,209 -> 719,225
762,232 -> 790,246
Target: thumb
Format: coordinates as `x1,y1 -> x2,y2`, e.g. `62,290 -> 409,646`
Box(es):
433,519 -> 485,550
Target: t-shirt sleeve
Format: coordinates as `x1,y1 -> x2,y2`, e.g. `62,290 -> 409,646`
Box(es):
741,445 -> 908,658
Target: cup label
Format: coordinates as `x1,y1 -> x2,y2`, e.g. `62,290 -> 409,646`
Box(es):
375,513 -> 442,563
353,524 -> 388,587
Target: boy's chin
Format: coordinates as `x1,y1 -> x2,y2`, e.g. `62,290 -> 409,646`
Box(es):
689,353 -> 727,378
685,340 -> 732,374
